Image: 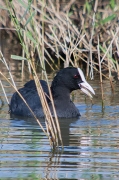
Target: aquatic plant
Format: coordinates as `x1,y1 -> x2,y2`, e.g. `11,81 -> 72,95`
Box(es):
0,0 -> 119,147
0,0 -> 118,80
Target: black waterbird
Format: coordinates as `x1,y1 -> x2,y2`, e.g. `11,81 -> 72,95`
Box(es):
10,67 -> 95,118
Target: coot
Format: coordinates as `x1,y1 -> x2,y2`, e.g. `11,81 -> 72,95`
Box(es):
10,67 -> 95,118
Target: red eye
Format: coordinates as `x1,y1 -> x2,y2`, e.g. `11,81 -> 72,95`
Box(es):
74,74 -> 79,78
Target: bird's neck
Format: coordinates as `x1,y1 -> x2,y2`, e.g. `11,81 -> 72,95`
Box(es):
51,85 -> 71,101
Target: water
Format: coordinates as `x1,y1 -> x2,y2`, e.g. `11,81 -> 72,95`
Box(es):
0,75 -> 119,180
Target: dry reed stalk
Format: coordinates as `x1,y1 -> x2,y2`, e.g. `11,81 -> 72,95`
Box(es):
1,57 -> 61,148
89,0 -> 98,80
21,31 -> 32,77
62,0 -> 76,12
37,81 -> 61,146
32,74 -> 57,146
35,28 -> 58,70
29,58 -> 63,147
2,0 -> 118,69
97,40 -> 102,83
0,80 -> 9,105
104,43 -> 115,92
47,82 -> 63,147
0,50 -> 16,88
1,46 -> 63,148
2,0 -> 119,148
76,49 -> 109,80
97,36 -> 104,102
34,4 -> 63,146
4,1 -> 90,74
115,38 -> 119,79
0,71 -> 48,137
37,0 -> 79,35
101,27 -> 119,63
31,7 -> 69,69
21,32 -> 25,78
56,0 -> 59,12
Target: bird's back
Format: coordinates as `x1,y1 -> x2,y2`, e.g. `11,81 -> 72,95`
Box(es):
10,80 -> 49,117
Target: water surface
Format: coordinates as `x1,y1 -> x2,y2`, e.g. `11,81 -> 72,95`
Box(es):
0,77 -> 119,180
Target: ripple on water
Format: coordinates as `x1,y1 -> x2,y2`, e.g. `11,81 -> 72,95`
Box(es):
0,106 -> 119,180
1,80 -> 119,179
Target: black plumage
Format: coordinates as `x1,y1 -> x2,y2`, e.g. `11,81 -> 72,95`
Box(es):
10,67 -> 95,118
